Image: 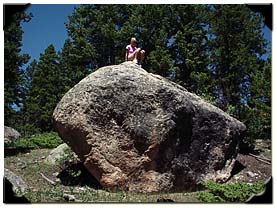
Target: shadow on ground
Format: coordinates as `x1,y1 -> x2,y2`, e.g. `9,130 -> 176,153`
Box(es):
4,147 -> 32,157
57,162 -> 102,189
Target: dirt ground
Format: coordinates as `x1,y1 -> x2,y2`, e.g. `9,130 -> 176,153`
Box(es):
4,148 -> 200,202
4,139 -> 271,203
228,139 -> 272,184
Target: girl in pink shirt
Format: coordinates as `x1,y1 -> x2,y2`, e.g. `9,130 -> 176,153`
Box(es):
125,37 -> 145,64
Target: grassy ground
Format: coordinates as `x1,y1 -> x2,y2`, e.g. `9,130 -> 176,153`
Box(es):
4,148 -> 200,203
4,132 -> 270,203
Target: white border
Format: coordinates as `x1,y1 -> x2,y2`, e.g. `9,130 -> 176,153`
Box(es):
1,1 -> 274,208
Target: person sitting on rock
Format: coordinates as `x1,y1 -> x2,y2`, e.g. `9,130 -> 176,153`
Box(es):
125,37 -> 145,64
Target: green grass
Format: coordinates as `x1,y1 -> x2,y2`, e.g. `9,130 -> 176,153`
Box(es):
23,186 -> 200,203
8,132 -> 63,149
4,147 -> 266,203
4,148 -> 200,203
4,132 -> 268,203
197,180 -> 265,203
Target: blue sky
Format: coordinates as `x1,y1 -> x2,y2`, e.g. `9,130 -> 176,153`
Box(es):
21,4 -> 79,64
20,4 -> 272,65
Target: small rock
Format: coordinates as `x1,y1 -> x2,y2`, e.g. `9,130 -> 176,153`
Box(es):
76,187 -> 85,191
63,193 -> 75,202
255,175 -> 261,179
55,178 -> 61,183
247,171 -> 256,178
52,172 -> 59,177
41,156 -> 46,159
44,143 -> 78,165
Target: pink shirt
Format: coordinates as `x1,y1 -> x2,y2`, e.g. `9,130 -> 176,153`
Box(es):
126,44 -> 137,57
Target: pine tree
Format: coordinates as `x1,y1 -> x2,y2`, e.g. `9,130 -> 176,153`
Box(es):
16,60 -> 38,136
205,5 -> 270,151
24,45 -> 64,132
64,4 -> 209,83
59,38 -> 91,91
207,5 -> 267,112
4,11 -> 32,126
243,57 -> 271,140
64,5 -> 130,69
170,5 -> 210,92
23,60 -> 38,89
123,5 -> 175,75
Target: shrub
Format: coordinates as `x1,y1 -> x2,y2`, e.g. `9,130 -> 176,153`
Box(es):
55,147 -> 79,167
11,132 -> 63,149
197,180 -> 264,203
197,191 -> 224,202
239,105 -> 271,153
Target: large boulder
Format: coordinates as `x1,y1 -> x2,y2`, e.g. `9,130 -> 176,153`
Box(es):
4,168 -> 28,195
4,126 -> 21,144
53,62 -> 246,192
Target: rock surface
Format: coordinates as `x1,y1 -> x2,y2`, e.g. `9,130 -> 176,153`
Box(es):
4,168 -> 28,196
4,178 -> 30,203
53,62 -> 246,192
63,193 -> 76,202
4,126 -> 21,144
44,143 -> 78,165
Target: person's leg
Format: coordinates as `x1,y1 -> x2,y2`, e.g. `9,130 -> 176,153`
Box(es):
139,50 -> 145,61
132,48 -> 141,63
128,48 -> 140,61
128,48 -> 143,63
127,52 -> 135,61
137,50 -> 145,63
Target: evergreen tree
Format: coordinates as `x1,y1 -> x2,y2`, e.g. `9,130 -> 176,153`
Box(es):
60,39 -> 84,91
16,60 -> 39,136
127,5 -> 212,98
64,5 -> 131,70
4,11 -> 32,126
24,45 -> 64,132
24,60 -> 37,86
64,5 -> 209,83
170,5 -> 210,92
123,5 -> 175,75
205,5 -> 270,151
207,5 -> 267,112
242,57 -> 271,141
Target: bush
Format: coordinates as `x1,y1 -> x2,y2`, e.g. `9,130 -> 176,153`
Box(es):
236,104 -> 271,153
197,180 -> 264,203
55,146 -> 79,167
10,132 -> 63,149
197,191 -> 224,202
